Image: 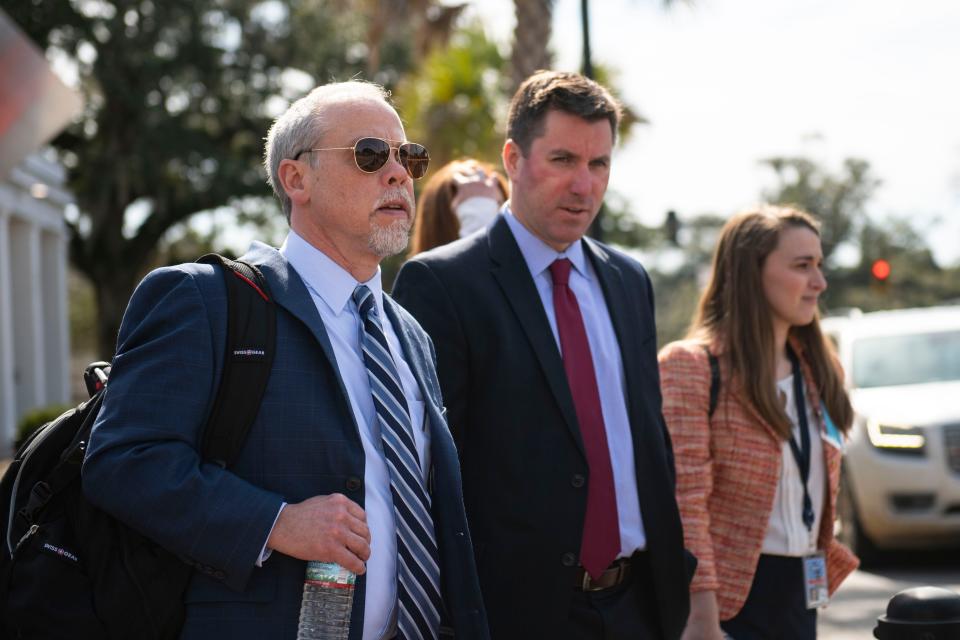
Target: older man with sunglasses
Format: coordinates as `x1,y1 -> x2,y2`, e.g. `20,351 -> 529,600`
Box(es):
83,81 -> 488,640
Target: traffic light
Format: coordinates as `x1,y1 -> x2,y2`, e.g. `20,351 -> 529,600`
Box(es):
871,259 -> 891,282
870,258 -> 891,296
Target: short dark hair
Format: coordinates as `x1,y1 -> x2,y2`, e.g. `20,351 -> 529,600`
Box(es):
506,70 -> 622,155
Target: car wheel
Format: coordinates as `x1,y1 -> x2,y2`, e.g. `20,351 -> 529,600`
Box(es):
837,466 -> 880,566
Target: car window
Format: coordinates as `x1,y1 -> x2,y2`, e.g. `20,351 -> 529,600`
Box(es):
852,329 -> 960,388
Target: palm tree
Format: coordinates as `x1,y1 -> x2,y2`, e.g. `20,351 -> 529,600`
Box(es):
508,0 -> 687,90
509,0 -> 555,91
339,0 -> 468,76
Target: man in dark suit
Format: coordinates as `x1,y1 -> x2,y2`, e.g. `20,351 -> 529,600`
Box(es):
83,81 -> 487,640
393,71 -> 694,639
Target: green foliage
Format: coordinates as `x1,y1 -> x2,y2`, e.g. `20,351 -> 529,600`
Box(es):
759,155 -> 960,313
598,192 -> 658,248
825,218 -> 960,312
15,405 -> 73,451
68,269 -> 97,354
650,269 -> 702,346
392,23 -> 646,172
395,24 -> 509,169
9,0 -> 413,354
589,64 -> 647,147
646,212 -> 726,346
761,156 -> 880,262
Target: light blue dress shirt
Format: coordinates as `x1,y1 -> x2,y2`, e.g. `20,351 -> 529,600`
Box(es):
504,208 -> 647,556
280,230 -> 430,640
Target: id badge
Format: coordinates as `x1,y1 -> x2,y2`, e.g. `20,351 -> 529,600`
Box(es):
802,552 -> 829,609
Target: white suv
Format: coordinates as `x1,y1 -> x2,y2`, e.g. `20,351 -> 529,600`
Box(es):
822,305 -> 960,562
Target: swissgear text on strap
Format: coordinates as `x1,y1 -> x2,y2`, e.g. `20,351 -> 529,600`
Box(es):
197,254 -> 277,467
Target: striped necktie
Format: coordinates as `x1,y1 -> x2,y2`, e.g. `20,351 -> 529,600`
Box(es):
352,285 -> 442,640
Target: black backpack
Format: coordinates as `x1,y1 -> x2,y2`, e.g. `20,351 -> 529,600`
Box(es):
703,346 -> 721,419
0,255 -> 276,640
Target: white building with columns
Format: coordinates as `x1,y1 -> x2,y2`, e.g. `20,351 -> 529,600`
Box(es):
0,152 -> 72,455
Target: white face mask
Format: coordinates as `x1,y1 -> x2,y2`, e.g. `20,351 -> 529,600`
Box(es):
456,197 -> 501,237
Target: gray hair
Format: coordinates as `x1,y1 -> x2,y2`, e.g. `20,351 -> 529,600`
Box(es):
263,81 -> 392,221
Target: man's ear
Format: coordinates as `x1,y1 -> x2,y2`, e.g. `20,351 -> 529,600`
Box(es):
277,158 -> 310,207
501,138 -> 522,180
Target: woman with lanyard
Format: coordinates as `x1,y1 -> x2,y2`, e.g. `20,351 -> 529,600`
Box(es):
658,205 -> 859,639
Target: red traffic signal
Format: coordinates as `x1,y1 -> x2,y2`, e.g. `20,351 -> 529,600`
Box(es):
871,259 -> 891,281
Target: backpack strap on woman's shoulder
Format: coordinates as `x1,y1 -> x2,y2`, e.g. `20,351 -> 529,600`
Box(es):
700,345 -> 721,419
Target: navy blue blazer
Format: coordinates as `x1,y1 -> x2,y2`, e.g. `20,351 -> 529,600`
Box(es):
83,242 -> 487,640
393,216 -> 694,640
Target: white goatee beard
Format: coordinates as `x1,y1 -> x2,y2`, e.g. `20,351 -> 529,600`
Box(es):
368,188 -> 415,257
368,218 -> 412,257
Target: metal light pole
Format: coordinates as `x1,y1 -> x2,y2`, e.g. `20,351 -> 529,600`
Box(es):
581,0 -> 594,79
581,0 -> 605,242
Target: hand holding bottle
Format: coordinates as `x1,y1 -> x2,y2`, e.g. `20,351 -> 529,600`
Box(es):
267,493 -> 370,574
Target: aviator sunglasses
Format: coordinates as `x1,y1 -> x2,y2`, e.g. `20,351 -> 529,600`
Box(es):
295,137 -> 430,179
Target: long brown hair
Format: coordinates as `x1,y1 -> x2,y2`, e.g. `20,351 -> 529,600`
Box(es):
689,205 -> 853,438
409,159 -> 508,255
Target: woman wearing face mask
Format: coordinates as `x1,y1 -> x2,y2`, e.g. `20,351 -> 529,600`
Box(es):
658,205 -> 859,640
408,158 -> 508,255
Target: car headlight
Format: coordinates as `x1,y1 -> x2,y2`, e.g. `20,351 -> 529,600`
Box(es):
866,419 -> 925,450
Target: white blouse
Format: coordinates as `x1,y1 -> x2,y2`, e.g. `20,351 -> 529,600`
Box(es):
761,374 -> 826,556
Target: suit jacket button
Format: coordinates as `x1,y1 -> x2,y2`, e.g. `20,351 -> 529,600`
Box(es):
571,474 -> 585,488
346,477 -> 362,492
561,552 -> 577,567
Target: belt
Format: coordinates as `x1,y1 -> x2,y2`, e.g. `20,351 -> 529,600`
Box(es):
574,556 -> 634,592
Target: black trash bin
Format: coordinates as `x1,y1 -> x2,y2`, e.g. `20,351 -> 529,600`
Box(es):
874,586 -> 960,639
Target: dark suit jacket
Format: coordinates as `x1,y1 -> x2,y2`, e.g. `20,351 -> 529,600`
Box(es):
393,216 -> 694,640
83,242 -> 488,640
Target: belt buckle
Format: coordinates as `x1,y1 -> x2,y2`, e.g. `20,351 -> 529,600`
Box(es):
581,563 -> 619,592
580,569 -> 595,591
582,560 -> 629,592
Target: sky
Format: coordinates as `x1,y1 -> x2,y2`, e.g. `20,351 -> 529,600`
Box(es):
465,0 -> 960,266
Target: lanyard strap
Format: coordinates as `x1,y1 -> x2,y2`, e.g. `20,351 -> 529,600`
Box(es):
786,347 -> 816,532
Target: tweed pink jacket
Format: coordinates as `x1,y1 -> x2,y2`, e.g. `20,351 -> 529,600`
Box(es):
658,338 -> 859,620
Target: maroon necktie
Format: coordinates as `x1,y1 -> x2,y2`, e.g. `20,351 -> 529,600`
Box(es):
549,258 -> 621,580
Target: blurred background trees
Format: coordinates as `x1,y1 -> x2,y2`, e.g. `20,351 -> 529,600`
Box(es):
9,0 -> 960,357
9,0 -> 388,353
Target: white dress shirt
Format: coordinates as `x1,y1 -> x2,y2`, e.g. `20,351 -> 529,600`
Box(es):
504,208 -> 647,556
762,374 -> 826,556
279,230 -> 430,640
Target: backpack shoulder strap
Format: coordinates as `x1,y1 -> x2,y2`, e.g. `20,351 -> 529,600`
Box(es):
702,346 -> 721,419
196,254 -> 277,467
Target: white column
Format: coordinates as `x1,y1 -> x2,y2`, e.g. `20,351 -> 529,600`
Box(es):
0,210 -> 15,453
9,216 -> 44,429
40,229 -> 70,404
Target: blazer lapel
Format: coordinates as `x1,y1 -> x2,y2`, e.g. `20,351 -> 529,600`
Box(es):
241,242 -> 361,436
383,296 -> 460,506
382,296 -> 436,407
583,239 -> 674,475
487,217 -> 585,456
582,240 -> 642,394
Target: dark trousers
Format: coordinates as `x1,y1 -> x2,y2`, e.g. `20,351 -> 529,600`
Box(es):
567,552 -> 663,640
721,554 -> 817,640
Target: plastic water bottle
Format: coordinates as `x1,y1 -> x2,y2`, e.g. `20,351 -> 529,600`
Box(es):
296,561 -> 356,640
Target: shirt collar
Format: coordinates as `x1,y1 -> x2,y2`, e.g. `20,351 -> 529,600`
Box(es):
503,203 -> 590,280
279,229 -> 384,317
